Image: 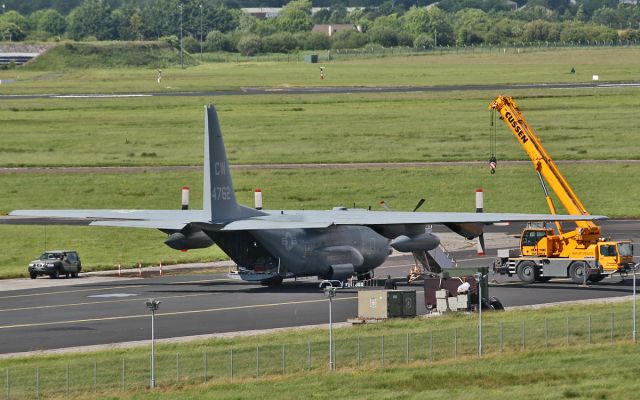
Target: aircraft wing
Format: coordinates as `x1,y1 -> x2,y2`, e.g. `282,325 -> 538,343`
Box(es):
7,208 -> 605,231
7,209 -> 204,230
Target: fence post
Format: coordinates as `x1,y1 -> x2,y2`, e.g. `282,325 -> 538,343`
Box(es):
66,363 -> 69,398
522,320 -> 526,350
566,317 -> 570,345
454,328 -> 458,359
256,346 -> 260,378
36,367 -> 39,400
429,331 -> 433,362
230,349 -> 234,381
588,314 -> 592,344
176,353 -> 180,384
203,352 -> 208,383
381,336 -> 385,367
6,369 -> 9,400
357,336 -> 360,368
122,358 -> 125,391
500,322 -> 504,352
307,342 -> 311,371
282,344 -> 286,375
611,312 -> 615,344
544,318 -> 548,348
406,333 -> 410,363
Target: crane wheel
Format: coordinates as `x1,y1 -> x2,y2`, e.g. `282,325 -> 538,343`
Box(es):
517,261 -> 537,284
569,262 -> 587,284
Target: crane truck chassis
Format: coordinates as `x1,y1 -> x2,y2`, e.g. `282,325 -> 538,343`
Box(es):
488,96 -> 634,284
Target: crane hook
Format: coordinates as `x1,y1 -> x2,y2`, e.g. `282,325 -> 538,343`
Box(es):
489,156 -> 497,174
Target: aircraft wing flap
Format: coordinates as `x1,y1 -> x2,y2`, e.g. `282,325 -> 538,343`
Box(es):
90,220 -> 188,230
220,219 -> 332,231
318,211 -> 607,226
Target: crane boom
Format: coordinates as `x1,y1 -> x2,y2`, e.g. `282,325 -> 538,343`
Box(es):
489,95 -> 634,284
489,95 -> 598,232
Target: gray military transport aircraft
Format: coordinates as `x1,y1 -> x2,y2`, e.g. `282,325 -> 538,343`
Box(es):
10,106 -> 604,286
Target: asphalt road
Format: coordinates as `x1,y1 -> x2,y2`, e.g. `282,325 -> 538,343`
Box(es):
1,81 -> 639,101
0,220 -> 637,356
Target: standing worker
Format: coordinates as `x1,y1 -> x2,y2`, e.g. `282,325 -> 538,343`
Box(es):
157,69 -> 163,84
384,275 -> 396,290
319,66 -> 325,80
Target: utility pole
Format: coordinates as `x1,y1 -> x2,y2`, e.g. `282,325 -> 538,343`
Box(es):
200,4 -> 203,61
179,3 -> 184,69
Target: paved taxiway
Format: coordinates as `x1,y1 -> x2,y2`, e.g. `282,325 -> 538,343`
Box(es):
1,81 -> 639,101
0,220 -> 636,356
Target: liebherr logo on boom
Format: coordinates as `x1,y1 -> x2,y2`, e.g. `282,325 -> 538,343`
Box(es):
504,111 -> 529,144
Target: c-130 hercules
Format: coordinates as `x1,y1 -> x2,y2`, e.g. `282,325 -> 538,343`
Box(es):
10,106 -> 605,286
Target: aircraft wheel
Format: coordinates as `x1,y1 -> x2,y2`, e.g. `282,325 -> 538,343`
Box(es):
569,262 -> 587,284
517,261 -> 537,284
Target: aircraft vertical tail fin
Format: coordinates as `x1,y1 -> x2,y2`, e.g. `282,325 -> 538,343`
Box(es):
203,105 -> 265,222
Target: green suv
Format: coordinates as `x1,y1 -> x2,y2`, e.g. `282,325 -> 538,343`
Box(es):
28,250 -> 82,279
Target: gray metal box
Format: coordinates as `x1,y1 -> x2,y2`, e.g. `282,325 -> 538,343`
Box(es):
358,290 -> 417,319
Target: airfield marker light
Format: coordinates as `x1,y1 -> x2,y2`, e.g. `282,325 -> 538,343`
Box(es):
138,263 -> 142,277
159,262 -> 163,276
181,186 -> 190,210
255,189 -> 263,210
145,299 -> 161,389
118,264 -> 121,277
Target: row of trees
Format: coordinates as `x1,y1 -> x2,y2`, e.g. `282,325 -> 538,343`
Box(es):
1,0 -> 639,55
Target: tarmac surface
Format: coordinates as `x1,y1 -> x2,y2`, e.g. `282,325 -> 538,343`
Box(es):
1,81 -> 639,101
0,220 -> 637,357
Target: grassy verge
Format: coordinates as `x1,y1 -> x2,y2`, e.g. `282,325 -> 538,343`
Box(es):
0,47 -> 638,95
1,89 -> 639,167
1,163 -> 638,278
0,301 -> 638,399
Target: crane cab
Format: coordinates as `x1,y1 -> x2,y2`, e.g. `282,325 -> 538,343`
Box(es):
520,228 -> 555,257
597,241 -> 634,272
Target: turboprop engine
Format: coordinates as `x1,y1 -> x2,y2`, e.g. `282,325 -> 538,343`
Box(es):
164,229 -> 214,250
389,232 -> 440,252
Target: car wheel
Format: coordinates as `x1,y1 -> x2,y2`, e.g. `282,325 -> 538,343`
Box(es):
30,273 -> 37,279
71,271 -> 78,278
569,262 -> 587,284
517,261 -> 537,284
50,268 -> 60,279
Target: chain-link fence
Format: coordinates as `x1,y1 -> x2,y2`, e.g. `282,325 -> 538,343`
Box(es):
200,41 -> 640,63
1,309 -> 636,399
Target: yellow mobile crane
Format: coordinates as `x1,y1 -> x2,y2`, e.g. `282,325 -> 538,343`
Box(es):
489,95 -> 634,284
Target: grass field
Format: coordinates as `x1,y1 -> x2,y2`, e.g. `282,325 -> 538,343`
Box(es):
0,47 -> 638,95
1,89 -> 639,167
1,162 -> 638,277
0,301 -> 638,399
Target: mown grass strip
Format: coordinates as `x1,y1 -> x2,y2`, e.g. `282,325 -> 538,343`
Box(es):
0,88 -> 639,167
1,47 -> 639,95
0,301 -> 638,399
